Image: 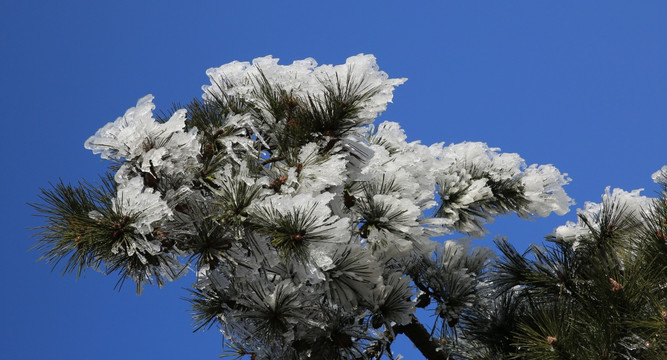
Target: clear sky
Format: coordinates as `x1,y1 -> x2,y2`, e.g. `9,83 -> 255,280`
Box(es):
2,1 -> 666,359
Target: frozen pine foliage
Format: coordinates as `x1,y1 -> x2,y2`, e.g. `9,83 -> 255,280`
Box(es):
33,55 -> 581,359
553,186 -> 653,249
465,170 -> 667,360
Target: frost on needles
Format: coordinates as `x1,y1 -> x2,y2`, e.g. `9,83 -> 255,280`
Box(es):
34,54 -> 579,359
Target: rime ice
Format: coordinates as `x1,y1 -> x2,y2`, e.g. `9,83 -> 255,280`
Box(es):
74,55 -> 580,358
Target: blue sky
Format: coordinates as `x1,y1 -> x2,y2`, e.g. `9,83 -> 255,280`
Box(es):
2,1 -> 666,359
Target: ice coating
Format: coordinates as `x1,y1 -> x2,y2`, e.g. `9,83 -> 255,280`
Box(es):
553,186 -> 653,248
76,55 -> 583,356
85,95 -> 200,185
652,165 -> 667,183
112,177 -> 173,235
85,94 -> 158,161
203,54 -> 407,126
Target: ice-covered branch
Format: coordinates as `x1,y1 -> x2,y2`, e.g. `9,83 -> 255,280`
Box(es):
32,54 -> 577,359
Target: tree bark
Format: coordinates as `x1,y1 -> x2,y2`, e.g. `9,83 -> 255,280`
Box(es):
393,314 -> 449,360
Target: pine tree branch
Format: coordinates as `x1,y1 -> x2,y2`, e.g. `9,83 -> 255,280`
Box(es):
394,314 -> 449,360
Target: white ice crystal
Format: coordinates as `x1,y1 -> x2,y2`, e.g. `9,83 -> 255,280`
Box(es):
522,164 -> 573,217
204,54 -> 406,126
85,95 -> 200,184
435,141 -> 572,234
651,165 -> 667,183
553,186 -> 652,248
251,192 -> 351,249
291,142 -> 348,195
363,122 -> 443,210
112,177 -> 173,235
85,94 -> 158,161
